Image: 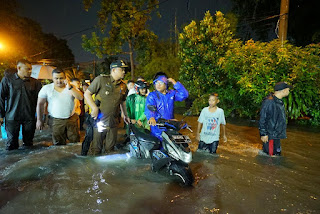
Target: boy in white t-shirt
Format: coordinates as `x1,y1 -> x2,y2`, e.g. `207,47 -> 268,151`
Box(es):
196,93 -> 227,153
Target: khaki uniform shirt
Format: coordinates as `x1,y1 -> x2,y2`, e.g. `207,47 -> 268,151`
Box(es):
88,75 -> 127,127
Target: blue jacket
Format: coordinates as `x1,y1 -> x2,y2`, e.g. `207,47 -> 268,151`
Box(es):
145,82 -> 188,139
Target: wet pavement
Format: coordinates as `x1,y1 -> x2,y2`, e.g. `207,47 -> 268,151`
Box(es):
0,115 -> 319,213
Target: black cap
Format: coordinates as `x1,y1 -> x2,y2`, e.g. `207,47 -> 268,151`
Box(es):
110,60 -> 128,70
274,82 -> 292,91
135,80 -> 148,89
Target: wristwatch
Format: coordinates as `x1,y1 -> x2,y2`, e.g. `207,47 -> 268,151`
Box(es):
68,86 -> 73,90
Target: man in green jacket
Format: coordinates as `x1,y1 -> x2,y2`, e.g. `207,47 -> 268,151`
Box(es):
126,80 -> 149,130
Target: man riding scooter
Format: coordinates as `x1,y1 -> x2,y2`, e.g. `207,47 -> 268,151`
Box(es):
145,72 -> 189,140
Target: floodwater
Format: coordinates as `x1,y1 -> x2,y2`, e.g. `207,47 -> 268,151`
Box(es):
0,116 -> 319,213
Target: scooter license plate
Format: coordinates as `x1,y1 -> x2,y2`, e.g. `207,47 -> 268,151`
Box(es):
171,135 -> 191,144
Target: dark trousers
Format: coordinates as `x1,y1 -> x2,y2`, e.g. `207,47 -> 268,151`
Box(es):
79,114 -> 85,131
81,114 -> 94,156
198,140 -> 219,153
88,126 -> 118,155
52,114 -> 80,145
262,139 -> 281,156
5,120 -> 36,150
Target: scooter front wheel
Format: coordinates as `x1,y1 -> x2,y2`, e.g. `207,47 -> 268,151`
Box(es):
169,162 -> 194,186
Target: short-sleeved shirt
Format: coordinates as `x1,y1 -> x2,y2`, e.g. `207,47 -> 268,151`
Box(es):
198,107 -> 226,143
38,83 -> 75,119
87,75 -> 127,127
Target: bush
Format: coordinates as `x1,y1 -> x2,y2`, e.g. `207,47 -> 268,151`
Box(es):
179,11 -> 320,125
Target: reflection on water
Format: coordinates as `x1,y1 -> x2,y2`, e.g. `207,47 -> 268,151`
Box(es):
0,116 -> 319,213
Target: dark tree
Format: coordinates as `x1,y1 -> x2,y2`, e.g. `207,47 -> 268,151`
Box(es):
231,0 -> 320,45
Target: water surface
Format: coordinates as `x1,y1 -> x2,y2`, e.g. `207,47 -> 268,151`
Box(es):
0,116 -> 319,213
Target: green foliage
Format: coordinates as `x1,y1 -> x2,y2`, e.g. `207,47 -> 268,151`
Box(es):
225,12 -> 238,35
82,0 -> 159,78
179,11 -> 320,125
179,11 -> 237,111
80,56 -> 120,80
135,40 -> 180,81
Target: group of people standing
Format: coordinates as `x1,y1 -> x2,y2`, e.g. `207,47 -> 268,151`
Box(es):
0,60 -> 84,150
83,66 -> 190,155
0,58 -> 292,157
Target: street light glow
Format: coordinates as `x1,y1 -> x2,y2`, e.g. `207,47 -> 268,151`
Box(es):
0,43 -> 4,50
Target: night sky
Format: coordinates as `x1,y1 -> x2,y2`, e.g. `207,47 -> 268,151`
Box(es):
17,0 -> 232,63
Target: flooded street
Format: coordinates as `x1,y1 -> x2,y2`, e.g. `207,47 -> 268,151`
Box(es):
0,116 -> 319,213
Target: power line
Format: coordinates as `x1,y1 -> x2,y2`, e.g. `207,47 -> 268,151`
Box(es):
60,0 -> 170,39
28,0 -> 281,60
61,27 -> 95,38
236,13 -> 286,28
27,0 -> 170,60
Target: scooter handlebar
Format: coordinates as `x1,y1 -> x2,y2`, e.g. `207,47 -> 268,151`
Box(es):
156,119 -> 192,132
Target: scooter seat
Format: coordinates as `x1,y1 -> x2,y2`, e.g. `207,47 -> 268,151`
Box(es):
131,124 -> 160,144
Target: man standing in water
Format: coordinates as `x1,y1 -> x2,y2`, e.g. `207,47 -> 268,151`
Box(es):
36,68 -> 83,145
84,60 -> 129,155
259,82 -> 292,156
0,59 -> 42,150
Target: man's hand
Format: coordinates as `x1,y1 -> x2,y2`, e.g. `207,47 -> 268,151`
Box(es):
261,135 -> 268,143
0,118 -> 4,126
137,120 -> 142,126
223,135 -> 227,143
196,134 -> 200,141
167,78 -> 177,85
64,79 -> 71,88
131,119 -> 136,124
36,120 -> 44,130
123,116 -> 130,125
148,117 -> 156,126
91,106 -> 99,120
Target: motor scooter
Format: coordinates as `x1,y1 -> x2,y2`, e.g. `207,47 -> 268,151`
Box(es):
128,106 -> 194,186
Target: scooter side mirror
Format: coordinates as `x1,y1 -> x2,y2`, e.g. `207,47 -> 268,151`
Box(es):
147,105 -> 157,112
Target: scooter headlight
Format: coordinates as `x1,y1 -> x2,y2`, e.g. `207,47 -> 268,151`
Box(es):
181,151 -> 192,164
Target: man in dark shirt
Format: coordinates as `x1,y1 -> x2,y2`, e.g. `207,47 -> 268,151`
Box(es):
0,59 -> 42,150
259,82 -> 292,156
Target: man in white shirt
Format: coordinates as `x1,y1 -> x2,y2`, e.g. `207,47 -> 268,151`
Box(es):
36,68 -> 83,145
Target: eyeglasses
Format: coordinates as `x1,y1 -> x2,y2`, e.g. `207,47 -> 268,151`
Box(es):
155,81 -> 165,85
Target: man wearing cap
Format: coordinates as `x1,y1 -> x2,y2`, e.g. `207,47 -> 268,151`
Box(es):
259,82 -> 292,156
84,60 -> 129,155
145,72 -> 189,140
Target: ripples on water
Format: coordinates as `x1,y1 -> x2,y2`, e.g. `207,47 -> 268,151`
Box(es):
0,118 -> 319,213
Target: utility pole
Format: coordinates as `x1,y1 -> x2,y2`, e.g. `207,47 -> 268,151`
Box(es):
174,9 -> 178,56
93,57 -> 96,78
278,0 -> 290,45
128,39 -> 134,80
